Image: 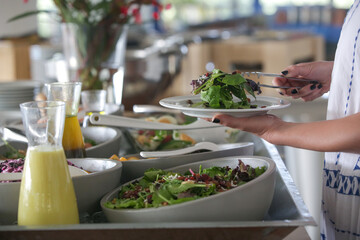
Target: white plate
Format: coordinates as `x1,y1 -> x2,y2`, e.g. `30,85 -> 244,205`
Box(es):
159,95 -> 290,118
0,81 -> 42,93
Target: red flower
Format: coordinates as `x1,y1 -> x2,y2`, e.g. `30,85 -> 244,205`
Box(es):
165,4 -> 171,10
152,11 -> 160,20
132,8 -> 142,24
120,6 -> 128,16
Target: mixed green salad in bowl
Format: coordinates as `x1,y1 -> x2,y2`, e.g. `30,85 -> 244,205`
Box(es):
104,159 -> 266,209
128,114 -> 242,151
101,156 -> 276,223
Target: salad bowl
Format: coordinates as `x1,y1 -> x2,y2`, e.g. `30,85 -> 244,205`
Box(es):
82,126 -> 122,158
125,114 -> 245,152
101,155 -> 276,223
0,158 -> 122,225
0,126 -> 123,159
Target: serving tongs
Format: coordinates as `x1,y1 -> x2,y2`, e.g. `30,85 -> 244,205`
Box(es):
241,72 -> 319,90
89,113 -> 220,130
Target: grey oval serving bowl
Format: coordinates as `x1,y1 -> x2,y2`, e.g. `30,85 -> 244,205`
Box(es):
0,126 -> 122,159
101,155 -> 276,223
82,126 -> 122,158
0,158 -> 122,225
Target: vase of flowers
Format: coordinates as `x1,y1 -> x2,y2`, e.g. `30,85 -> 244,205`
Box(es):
11,0 -> 168,103
61,22 -> 128,91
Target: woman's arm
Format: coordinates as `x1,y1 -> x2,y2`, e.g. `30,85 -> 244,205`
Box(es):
212,112 -> 360,154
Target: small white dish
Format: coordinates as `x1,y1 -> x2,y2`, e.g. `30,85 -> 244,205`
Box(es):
159,95 -> 290,118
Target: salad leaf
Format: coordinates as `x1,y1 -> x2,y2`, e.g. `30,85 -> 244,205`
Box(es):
143,169 -> 166,182
191,69 -> 260,109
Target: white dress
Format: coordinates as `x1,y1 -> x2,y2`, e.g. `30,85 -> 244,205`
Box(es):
322,1 -> 360,239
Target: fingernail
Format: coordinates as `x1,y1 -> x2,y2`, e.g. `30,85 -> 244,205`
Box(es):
291,89 -> 298,94
278,91 -> 284,95
212,118 -> 220,123
281,70 -> 288,75
310,84 -> 316,90
317,84 -> 322,89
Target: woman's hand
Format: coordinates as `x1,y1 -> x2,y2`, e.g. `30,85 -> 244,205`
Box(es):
210,114 -> 286,144
274,61 -> 333,101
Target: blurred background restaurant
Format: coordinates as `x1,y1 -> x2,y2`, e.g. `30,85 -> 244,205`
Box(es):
0,1 -> 353,239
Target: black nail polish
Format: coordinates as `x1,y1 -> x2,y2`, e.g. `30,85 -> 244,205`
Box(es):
279,91 -> 284,95
212,118 -> 220,123
317,84 -> 323,89
281,70 -> 288,76
291,89 -> 298,94
310,84 -> 316,90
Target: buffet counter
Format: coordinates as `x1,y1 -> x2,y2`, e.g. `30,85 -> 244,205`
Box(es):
0,133 -> 315,240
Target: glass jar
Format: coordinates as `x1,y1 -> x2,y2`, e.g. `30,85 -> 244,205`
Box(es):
18,101 -> 79,225
45,82 -> 86,158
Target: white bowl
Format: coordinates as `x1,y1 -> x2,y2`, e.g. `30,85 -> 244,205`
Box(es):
0,158 -> 122,225
82,126 -> 122,158
101,156 -> 276,223
0,126 -> 122,159
129,126 -> 244,151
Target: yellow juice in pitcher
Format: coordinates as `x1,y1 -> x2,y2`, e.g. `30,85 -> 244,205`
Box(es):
18,145 -> 79,225
63,115 -> 86,158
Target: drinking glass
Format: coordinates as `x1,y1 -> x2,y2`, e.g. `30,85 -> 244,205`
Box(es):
81,89 -> 107,114
45,82 -> 86,158
81,89 -> 107,127
18,101 -> 79,225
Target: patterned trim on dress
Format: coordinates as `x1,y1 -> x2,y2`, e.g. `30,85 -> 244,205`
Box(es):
323,168 -> 360,195
344,27 -> 360,116
345,0 -> 360,24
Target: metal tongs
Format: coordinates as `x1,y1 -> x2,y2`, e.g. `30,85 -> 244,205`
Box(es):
241,72 -> 319,90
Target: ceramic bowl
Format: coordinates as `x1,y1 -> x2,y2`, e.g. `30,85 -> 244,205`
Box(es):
82,126 -> 122,158
0,126 -> 122,159
101,155 -> 276,223
128,124 -> 244,151
0,158 -> 122,225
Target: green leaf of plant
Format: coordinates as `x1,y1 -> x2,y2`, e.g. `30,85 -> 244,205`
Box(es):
143,169 -> 165,182
229,85 -> 248,103
222,74 -> 246,86
167,182 -> 207,195
201,85 -> 221,108
7,10 -> 55,22
219,86 -> 233,109
243,82 -> 256,98
151,187 -> 174,206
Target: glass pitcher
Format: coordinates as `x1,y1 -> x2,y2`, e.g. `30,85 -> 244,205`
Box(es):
45,82 -> 86,158
18,101 -> 79,225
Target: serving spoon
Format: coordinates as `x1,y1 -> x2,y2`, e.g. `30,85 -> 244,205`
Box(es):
139,142 -> 249,158
89,113 -> 220,130
0,127 -> 28,143
140,142 -> 219,158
